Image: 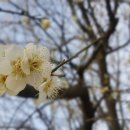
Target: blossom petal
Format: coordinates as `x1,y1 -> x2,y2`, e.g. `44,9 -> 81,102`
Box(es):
0,58 -> 12,75
0,83 -> 6,95
0,44 -> 5,57
21,55 -> 30,75
5,76 -> 26,93
25,43 -> 37,58
34,91 -> 47,105
6,88 -> 19,96
26,72 -> 43,90
38,46 -> 50,61
5,44 -> 23,60
41,62 -> 52,80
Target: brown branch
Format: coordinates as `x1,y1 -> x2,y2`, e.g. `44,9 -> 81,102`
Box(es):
107,39 -> 130,54
105,0 -> 115,22
0,7 -> 44,20
18,83 -> 91,100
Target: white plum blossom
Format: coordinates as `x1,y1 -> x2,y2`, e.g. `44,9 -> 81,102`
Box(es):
0,44 -> 27,94
36,76 -> 68,104
0,43 -> 68,104
23,43 -> 52,89
0,43 -> 52,95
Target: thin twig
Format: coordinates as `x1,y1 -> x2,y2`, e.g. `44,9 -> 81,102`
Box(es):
17,101 -> 54,129
52,37 -> 103,73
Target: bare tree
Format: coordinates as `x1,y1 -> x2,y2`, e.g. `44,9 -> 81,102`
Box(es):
0,0 -> 130,130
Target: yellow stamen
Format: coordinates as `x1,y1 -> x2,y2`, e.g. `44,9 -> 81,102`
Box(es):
42,79 -> 61,99
43,80 -> 52,93
28,54 -> 43,72
11,58 -> 26,77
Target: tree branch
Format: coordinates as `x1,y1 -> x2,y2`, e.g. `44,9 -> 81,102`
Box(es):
52,36 -> 104,73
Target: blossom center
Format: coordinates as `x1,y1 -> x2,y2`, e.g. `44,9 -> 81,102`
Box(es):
28,54 -> 43,71
11,58 -> 26,77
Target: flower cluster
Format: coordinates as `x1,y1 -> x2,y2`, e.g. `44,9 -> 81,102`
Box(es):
0,43 -> 68,103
